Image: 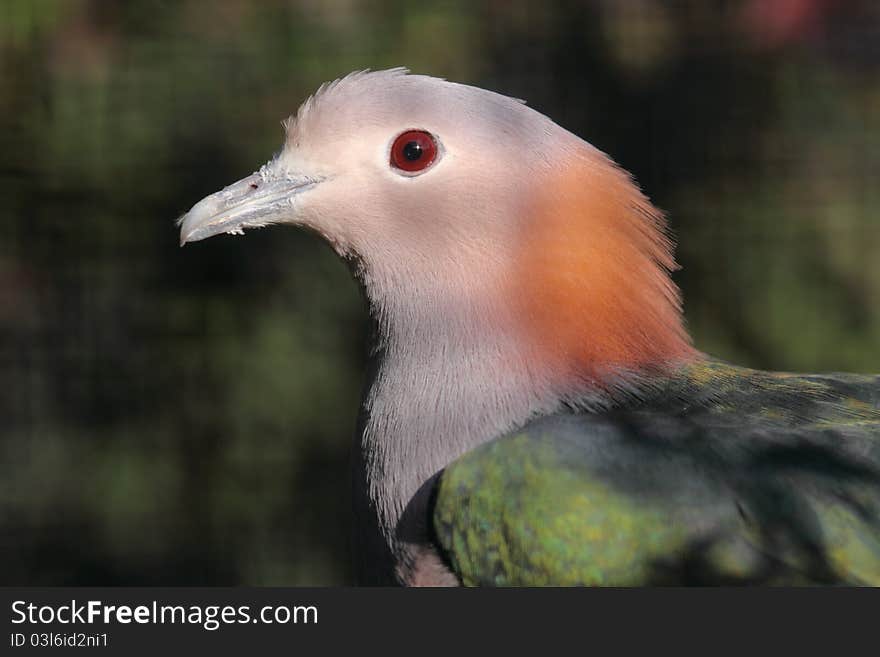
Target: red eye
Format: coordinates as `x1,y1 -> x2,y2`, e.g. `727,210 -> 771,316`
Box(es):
390,130 -> 438,173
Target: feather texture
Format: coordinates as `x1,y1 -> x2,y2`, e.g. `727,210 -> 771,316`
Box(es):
434,360 -> 880,585
178,70 -> 877,586
515,143 -> 695,388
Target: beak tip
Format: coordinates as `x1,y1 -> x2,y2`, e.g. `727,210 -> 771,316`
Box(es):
175,171 -> 316,248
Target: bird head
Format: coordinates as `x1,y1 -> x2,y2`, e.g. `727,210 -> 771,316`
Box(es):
180,69 -> 694,394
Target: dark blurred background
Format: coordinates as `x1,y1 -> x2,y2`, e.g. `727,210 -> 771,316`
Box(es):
1,0 -> 878,585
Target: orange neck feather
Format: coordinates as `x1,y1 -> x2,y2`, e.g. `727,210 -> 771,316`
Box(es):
513,147 -> 697,388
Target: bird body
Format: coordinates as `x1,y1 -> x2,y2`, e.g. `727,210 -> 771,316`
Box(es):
179,69 -> 880,585
437,360 -> 880,585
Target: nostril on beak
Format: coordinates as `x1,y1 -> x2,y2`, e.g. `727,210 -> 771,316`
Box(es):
249,182 -> 259,190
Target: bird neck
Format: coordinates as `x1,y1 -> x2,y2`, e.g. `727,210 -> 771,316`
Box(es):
353,302 -> 570,584
349,144 -> 699,582
510,146 -> 697,387
352,278 -> 695,584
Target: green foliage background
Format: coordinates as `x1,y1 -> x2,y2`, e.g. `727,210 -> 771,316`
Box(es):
1,0 -> 878,584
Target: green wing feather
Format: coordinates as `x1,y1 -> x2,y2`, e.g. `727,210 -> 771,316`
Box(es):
433,361 -> 880,585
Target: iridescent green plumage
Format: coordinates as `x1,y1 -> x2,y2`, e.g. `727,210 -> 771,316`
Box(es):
434,360 -> 880,585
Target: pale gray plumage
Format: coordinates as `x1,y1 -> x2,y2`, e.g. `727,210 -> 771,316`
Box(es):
180,69 -> 620,583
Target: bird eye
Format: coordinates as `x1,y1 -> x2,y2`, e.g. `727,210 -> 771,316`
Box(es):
390,130 -> 438,174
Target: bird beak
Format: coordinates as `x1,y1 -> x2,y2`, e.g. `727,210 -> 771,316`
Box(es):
178,171 -> 320,246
